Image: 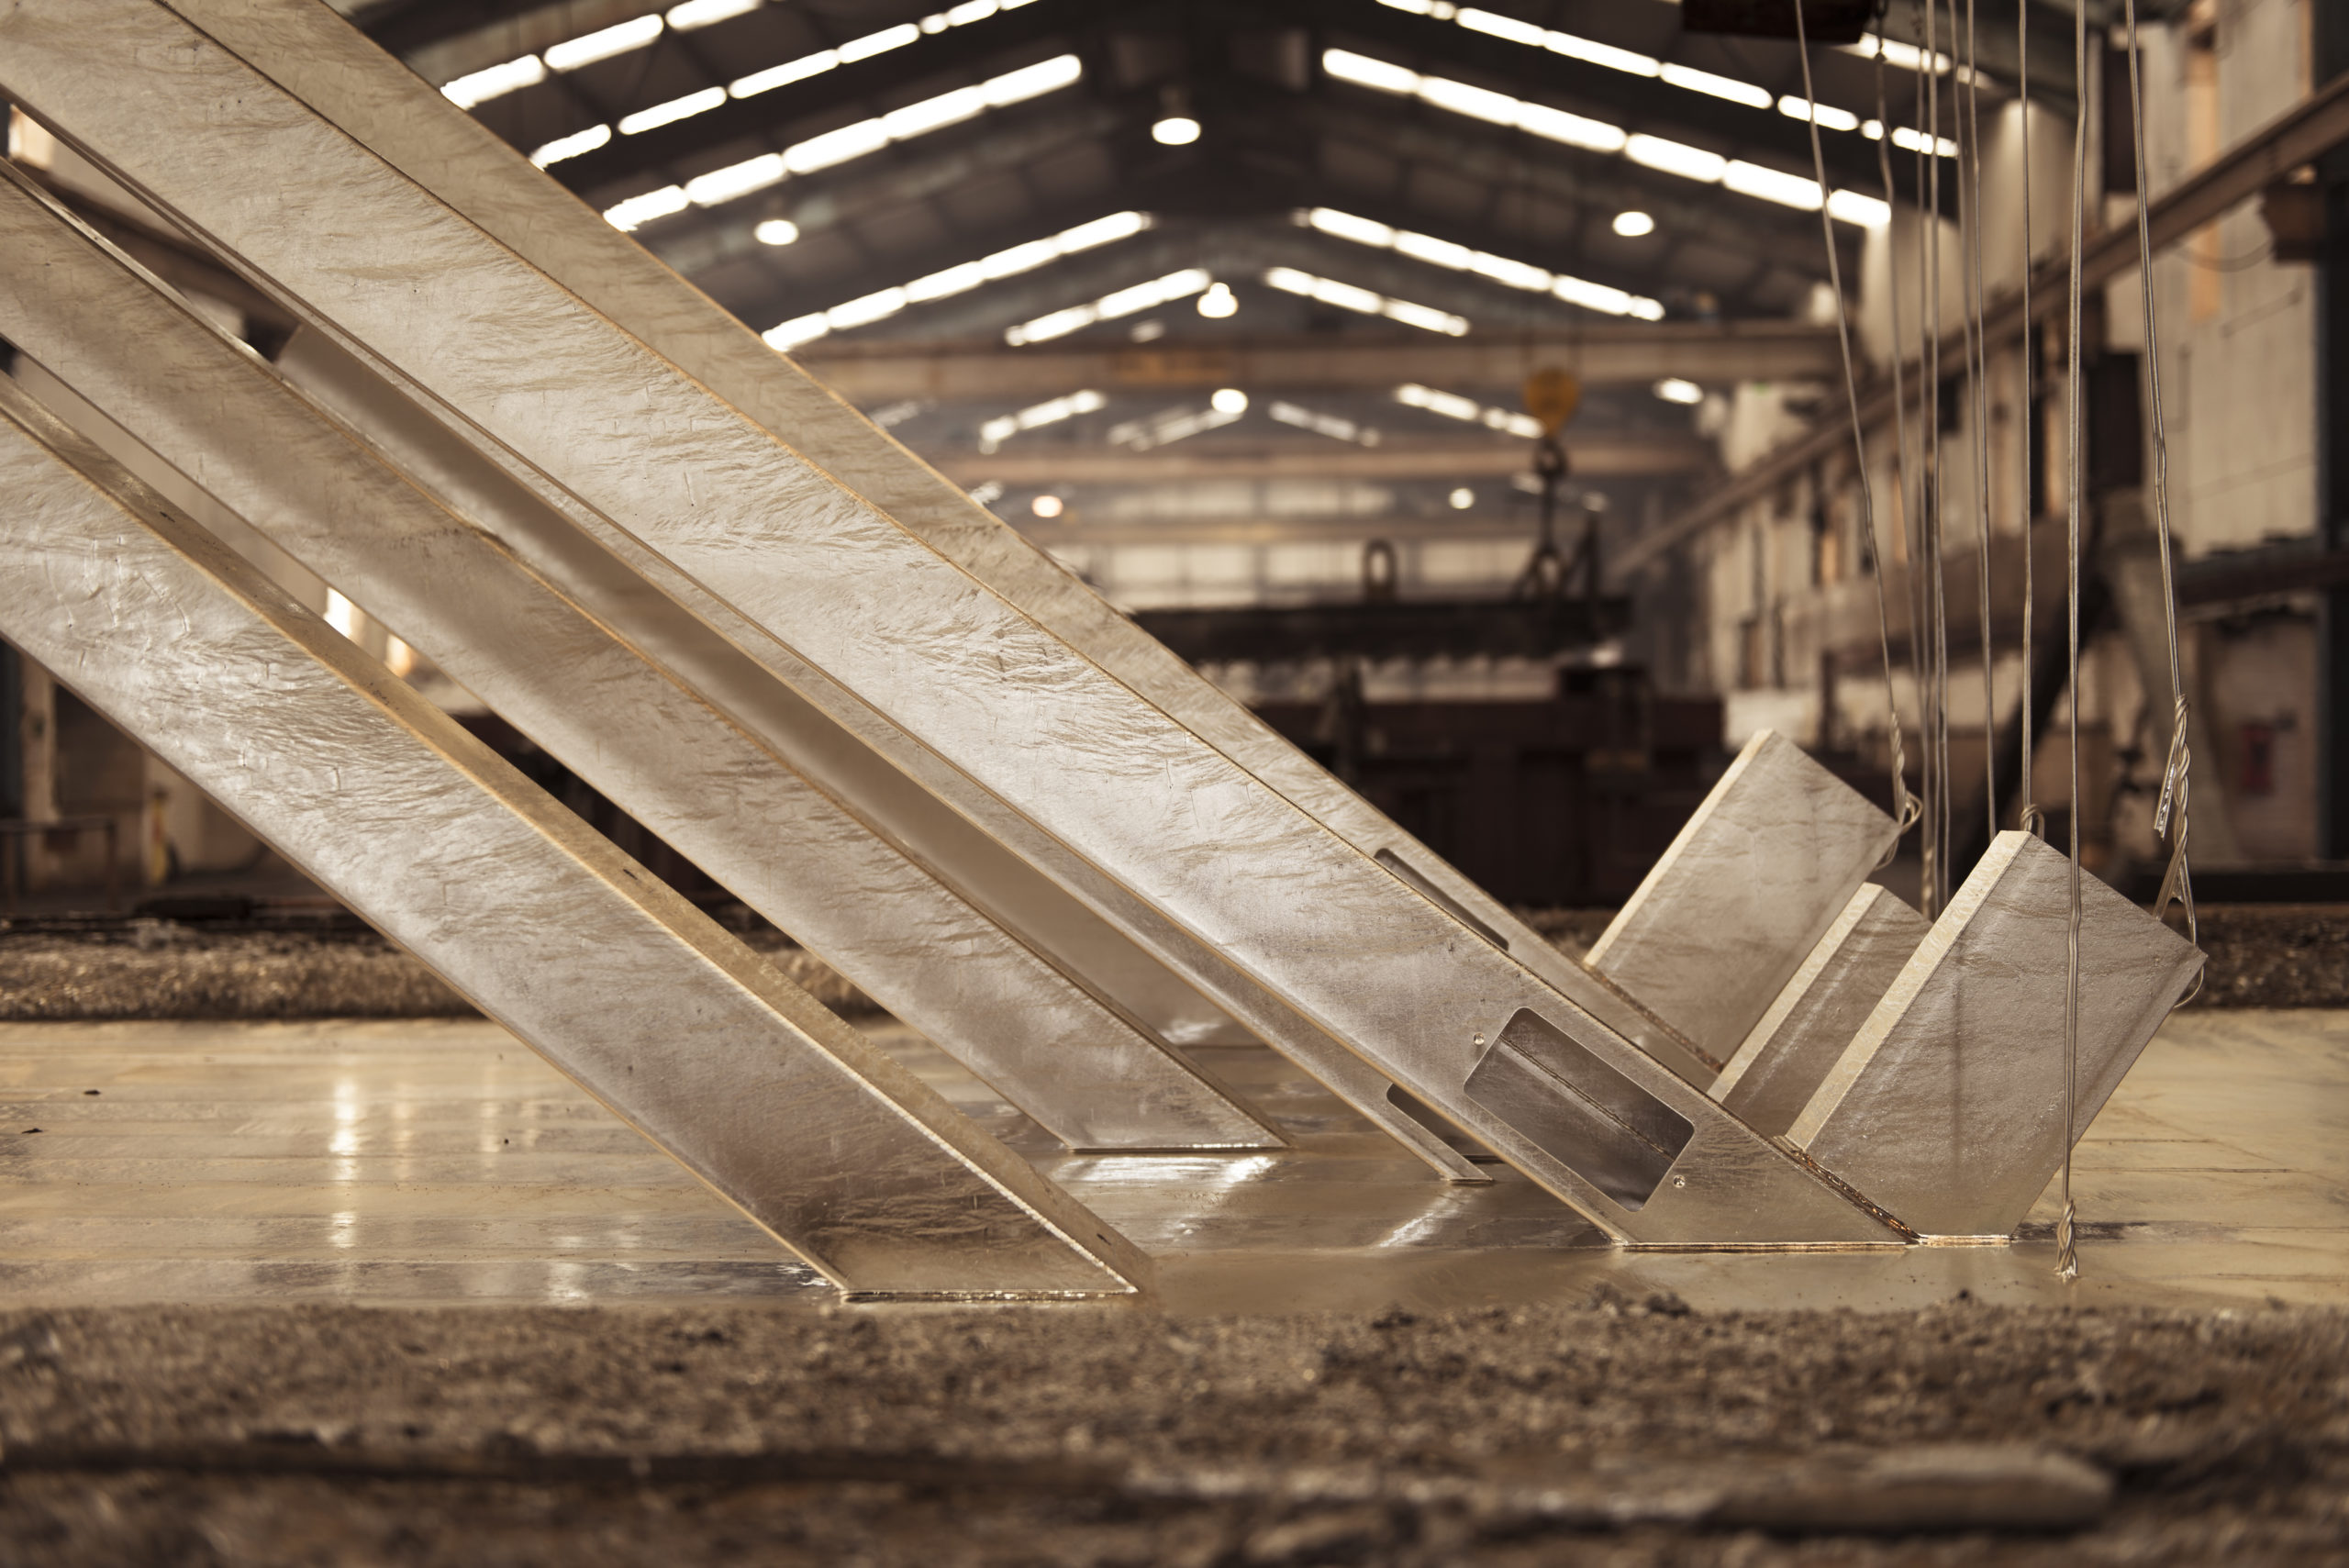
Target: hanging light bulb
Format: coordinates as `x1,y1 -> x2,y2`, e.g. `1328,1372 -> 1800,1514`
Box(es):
1152,83 -> 1200,146
1196,281 -> 1237,318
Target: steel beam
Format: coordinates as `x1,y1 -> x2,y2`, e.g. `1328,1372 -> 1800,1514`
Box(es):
934,437 -> 1711,486
7,0 -> 1906,1241
217,0 -> 1730,1118
0,166 -> 1280,1155
1789,831 -> 2204,1240
268,325 -> 1288,1084
1710,885 -> 1929,1140
0,376 -> 1149,1301
1584,732 -> 1900,1066
135,0 -> 1738,1125
800,328 -> 1843,404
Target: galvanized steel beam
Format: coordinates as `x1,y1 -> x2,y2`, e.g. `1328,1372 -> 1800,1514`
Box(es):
4,0 -> 1898,1240
1585,732 -> 1901,1066
0,166 -> 1281,1156
1789,832 -> 2205,1240
139,0 -> 1721,1095
0,377 -> 1150,1300
1711,885 -> 1930,1140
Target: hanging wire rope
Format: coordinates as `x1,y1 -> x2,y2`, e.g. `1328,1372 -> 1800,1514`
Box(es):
1791,6 -> 1921,853
1876,46 -> 1926,840
2058,0 -> 2089,1284
1922,0 -> 1954,914
1963,0 -> 1998,848
2123,0 -> 2204,1005
2018,0 -> 2043,840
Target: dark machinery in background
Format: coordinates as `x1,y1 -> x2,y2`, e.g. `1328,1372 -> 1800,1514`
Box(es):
1144,371 -> 1720,909
1256,664 -> 1721,908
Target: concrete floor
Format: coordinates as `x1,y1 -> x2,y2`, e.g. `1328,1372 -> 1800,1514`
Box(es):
0,1009 -> 2340,1314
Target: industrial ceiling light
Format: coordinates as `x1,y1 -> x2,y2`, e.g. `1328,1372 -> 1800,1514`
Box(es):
1612,209 -> 1655,238
753,218 -> 800,246
1031,494 -> 1063,518
1196,281 -> 1238,318
1152,84 -> 1200,146
1654,377 -> 1704,405
1209,387 -> 1248,414
1449,486 -> 1475,509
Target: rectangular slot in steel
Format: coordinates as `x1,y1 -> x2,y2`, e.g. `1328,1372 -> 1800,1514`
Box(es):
1465,1010 -> 1693,1210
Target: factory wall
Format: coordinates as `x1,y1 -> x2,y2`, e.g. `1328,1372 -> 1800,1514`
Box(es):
1675,0 -> 2323,871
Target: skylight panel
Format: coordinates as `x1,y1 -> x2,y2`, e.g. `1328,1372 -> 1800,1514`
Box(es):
1625,134 -> 1728,183
985,54 -> 1084,105
1298,206 -> 1664,320
1393,231 -> 1473,270
786,118 -> 892,173
1322,49 -> 1422,95
839,24 -> 919,62
978,389 -> 1107,450
1780,96 -> 1862,132
602,184 -> 689,231
529,123 -> 611,168
732,52 -> 839,97
1514,103 -> 1628,154
683,152 -> 785,206
764,313 -> 830,351
1264,268 -> 1467,335
1722,161 -> 1823,211
1005,269 -> 1211,345
668,0 -> 761,30
1395,383 -> 1541,436
827,286 -> 908,330
1271,401 -> 1382,446
441,55 -> 544,109
545,15 -> 663,72
1544,32 -> 1661,77
1658,63 -> 1773,109
883,86 -> 987,140
906,262 -> 987,302
619,87 -> 726,135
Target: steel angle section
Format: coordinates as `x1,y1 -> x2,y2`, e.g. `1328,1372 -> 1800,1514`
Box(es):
0,4 -> 1896,1242
0,171 -> 1278,1157
1711,885 -> 1930,1139
147,0 -> 1717,1088
270,322 -> 1289,1146
0,383 -> 1148,1300
1585,731 -> 1899,1064
1788,832 -> 2203,1239
265,325 -> 1475,1184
